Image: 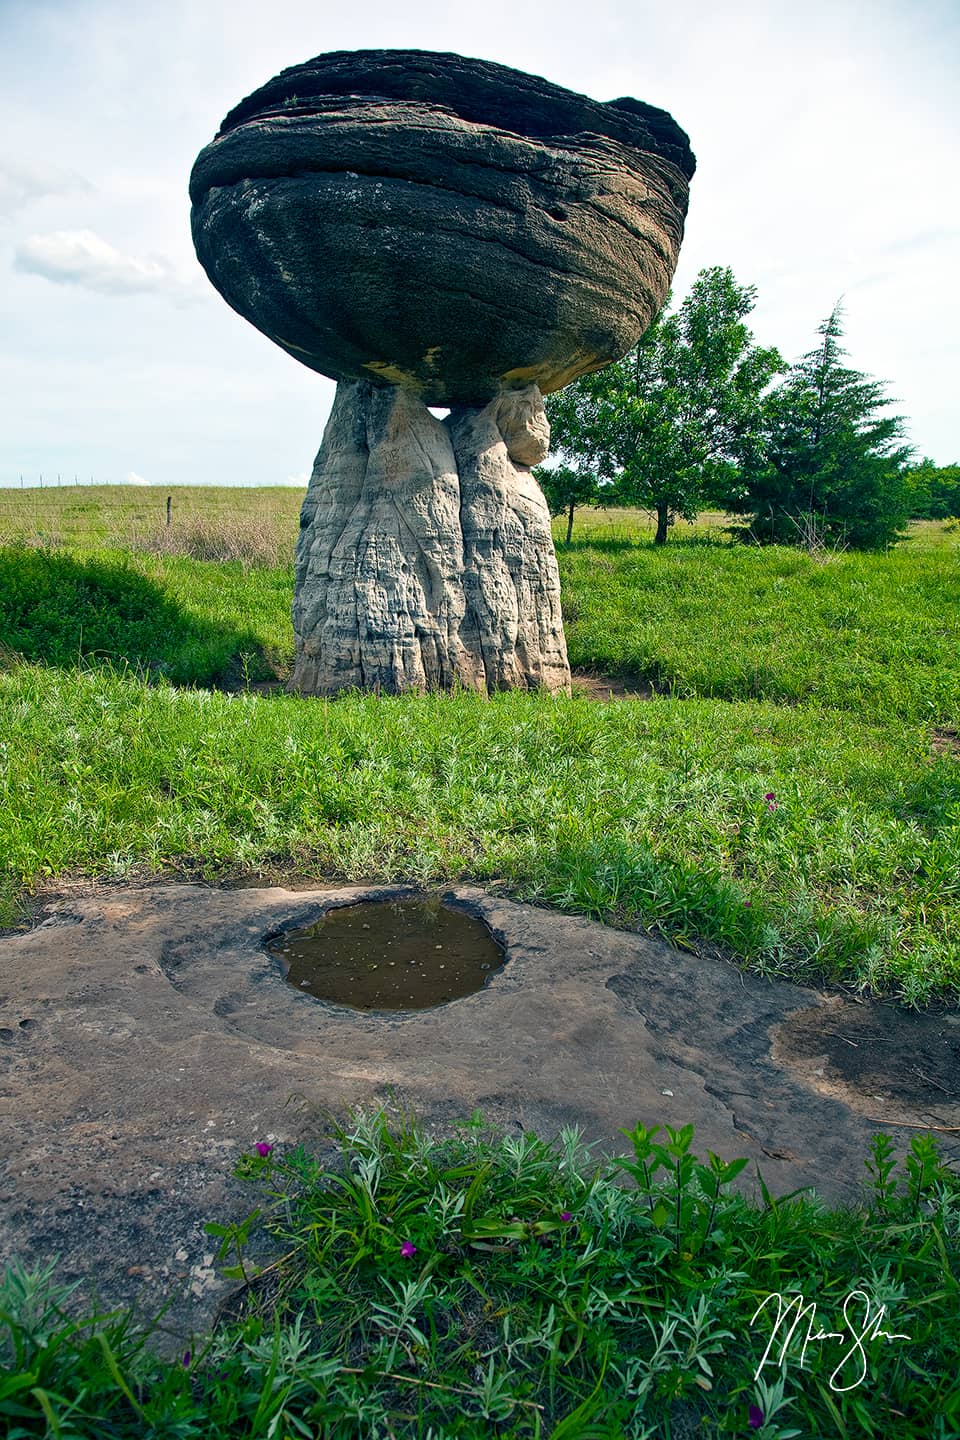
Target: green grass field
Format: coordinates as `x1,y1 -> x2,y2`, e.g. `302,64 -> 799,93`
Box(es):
1,490 -> 958,1003
2,489 -> 959,1437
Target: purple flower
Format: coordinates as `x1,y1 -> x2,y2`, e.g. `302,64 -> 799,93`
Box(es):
182,1349 -> 192,1368
744,900 -> 752,908
254,1142 -> 273,1158
560,1212 -> 573,1222
764,792 -> 776,802
400,1240 -> 417,1258
748,1404 -> 764,1430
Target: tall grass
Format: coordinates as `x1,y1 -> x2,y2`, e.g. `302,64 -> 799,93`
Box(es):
1,668 -> 957,1002
559,527 -> 960,724
0,484 -> 302,555
0,489 -> 958,1000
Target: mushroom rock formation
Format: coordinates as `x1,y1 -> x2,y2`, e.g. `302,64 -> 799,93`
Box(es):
190,50 -> 694,695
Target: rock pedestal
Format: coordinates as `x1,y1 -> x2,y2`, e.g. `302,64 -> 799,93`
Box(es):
190,50 -> 694,695
289,381 -> 569,695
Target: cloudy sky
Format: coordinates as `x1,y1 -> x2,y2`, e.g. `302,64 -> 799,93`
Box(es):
1,0 -> 957,489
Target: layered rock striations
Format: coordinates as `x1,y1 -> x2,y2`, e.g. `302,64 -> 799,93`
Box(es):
190,49 -> 694,406
190,51 -> 694,695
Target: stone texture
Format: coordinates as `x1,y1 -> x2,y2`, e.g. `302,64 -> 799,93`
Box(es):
451,389 -> 568,692
191,50 -> 694,695
3,882 -> 953,1344
289,381 -> 569,695
190,49 -> 694,407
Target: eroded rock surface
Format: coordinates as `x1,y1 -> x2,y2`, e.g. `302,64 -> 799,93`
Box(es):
190,50 -> 694,406
191,50 -> 694,695
290,381 -> 569,695
2,883 -> 954,1345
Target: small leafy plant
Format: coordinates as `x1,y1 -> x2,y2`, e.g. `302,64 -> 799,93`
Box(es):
2,1107 -> 957,1437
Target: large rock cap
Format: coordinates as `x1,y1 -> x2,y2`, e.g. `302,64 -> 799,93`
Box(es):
190,50 -> 695,407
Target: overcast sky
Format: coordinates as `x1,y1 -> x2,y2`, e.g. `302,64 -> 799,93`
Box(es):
1,0 -> 957,490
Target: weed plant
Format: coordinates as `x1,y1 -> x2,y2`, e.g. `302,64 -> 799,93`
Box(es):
2,1109 -> 958,1437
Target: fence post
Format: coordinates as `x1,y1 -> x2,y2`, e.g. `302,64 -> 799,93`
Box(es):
166,495 -> 172,526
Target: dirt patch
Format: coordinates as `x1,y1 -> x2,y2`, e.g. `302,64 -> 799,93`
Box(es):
772,994 -> 960,1129
931,727 -> 960,757
570,669 -> 654,701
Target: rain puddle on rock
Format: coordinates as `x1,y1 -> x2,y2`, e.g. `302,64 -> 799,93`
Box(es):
269,895 -> 505,1011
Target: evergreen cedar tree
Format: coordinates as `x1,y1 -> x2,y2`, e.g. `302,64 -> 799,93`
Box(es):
543,275 -> 921,549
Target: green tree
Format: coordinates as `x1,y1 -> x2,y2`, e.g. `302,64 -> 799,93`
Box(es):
903,458 -> 960,520
738,305 -> 915,549
534,463 -> 599,544
545,266 -> 782,543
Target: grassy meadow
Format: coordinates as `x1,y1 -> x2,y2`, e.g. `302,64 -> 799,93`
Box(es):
1,488 -> 958,1004
2,488 -> 960,1438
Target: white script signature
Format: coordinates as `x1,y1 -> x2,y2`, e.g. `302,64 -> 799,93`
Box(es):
751,1290 -> 910,1393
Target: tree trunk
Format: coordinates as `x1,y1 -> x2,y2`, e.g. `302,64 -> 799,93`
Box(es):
288,380 -> 570,696
654,499 -> 670,544
566,501 -> 575,545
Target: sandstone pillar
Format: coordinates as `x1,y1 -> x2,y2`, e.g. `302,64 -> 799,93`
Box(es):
289,381 -> 570,696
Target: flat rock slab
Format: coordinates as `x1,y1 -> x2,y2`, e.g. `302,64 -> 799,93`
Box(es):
1,883 -> 957,1346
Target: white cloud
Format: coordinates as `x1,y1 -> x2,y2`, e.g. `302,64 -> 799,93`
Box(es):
0,0 -> 957,482
13,228 -> 199,300
0,158 -> 91,218
125,471 -> 151,485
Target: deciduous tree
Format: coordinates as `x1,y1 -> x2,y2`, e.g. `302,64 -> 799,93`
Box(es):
545,267 -> 782,542
534,464 -> 599,543
904,458 -> 960,521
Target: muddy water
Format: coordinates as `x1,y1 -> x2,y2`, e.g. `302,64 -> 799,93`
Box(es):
269,895 -> 506,1011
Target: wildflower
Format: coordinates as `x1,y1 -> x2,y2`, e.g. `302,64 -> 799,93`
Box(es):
748,1404 -> 764,1430
182,1350 -> 192,1368
400,1240 -> 417,1258
560,1212 -> 573,1222
744,900 -> 752,908
253,1142 -> 273,1158
764,791 -> 778,811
